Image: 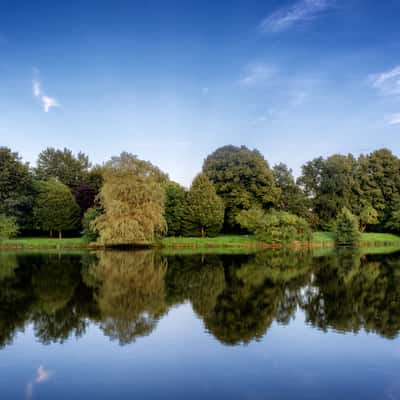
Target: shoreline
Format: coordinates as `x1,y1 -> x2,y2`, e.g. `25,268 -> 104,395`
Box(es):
2,233 -> 400,251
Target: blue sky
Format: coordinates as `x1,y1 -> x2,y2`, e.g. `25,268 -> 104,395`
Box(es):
1,0 -> 400,186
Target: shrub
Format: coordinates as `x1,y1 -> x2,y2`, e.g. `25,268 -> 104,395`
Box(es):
236,208 -> 312,244
82,208 -> 101,242
335,207 -> 361,245
0,215 -> 19,240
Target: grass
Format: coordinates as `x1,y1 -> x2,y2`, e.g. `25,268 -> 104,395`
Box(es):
160,231 -> 400,249
0,237 -> 89,249
2,231 -> 400,251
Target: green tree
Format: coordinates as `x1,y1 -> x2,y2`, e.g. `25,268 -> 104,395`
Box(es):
298,154 -> 360,228
273,163 -> 310,218
359,205 -> 379,232
334,207 -> 361,246
82,208 -> 101,242
95,152 -> 167,246
164,182 -> 186,236
357,149 -> 400,227
183,173 -> 224,237
385,208 -> 400,233
203,145 -> 279,230
0,147 -> 34,229
35,147 -> 91,190
0,215 -> 19,240
33,179 -> 81,238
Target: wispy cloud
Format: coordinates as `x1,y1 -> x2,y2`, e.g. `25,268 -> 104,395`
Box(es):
239,63 -> 277,87
386,113 -> 400,126
32,69 -> 60,112
369,65 -> 400,96
259,0 -> 333,33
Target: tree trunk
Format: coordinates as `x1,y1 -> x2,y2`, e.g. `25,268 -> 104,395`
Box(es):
59,231 -> 62,239
50,229 -> 53,238
201,226 -> 205,238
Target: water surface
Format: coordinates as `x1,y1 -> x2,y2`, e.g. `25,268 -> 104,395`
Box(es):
0,249 -> 399,399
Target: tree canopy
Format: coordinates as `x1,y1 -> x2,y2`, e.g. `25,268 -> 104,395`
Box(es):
33,178 -> 81,238
203,145 -> 279,230
183,173 -> 224,237
94,152 -> 167,245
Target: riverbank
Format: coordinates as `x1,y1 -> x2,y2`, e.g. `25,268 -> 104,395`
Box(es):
1,232 -> 400,250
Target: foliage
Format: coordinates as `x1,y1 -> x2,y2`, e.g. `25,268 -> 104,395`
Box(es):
385,209 -> 400,233
164,182 -> 186,236
74,183 -> 97,214
0,215 -> 19,240
183,173 -> 225,237
298,154 -> 360,228
359,205 -> 379,232
273,163 -> 310,219
33,179 -> 81,238
358,149 -> 400,227
94,152 -> 167,245
0,147 -> 34,229
334,207 -> 361,245
35,147 -> 91,190
82,208 -> 101,242
236,207 -> 312,244
203,145 -> 280,230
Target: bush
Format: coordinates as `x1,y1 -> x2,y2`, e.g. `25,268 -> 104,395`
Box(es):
0,215 -> 19,240
82,208 -> 101,242
236,208 -> 312,244
335,207 -> 361,245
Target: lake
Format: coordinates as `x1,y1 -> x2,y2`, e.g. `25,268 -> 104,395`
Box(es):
0,248 -> 399,399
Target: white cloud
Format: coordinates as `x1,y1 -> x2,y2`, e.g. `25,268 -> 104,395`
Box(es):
370,65 -> 400,96
260,0 -> 332,33
32,71 -> 60,112
42,96 -> 59,112
239,63 -> 277,87
386,113 -> 400,126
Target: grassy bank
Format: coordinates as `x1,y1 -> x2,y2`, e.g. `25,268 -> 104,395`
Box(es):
2,232 -> 400,250
160,232 -> 400,249
0,237 -> 89,249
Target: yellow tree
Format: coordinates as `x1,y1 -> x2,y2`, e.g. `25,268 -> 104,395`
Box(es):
95,152 -> 167,246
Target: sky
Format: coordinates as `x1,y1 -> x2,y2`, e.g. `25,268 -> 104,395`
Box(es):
1,0 -> 400,186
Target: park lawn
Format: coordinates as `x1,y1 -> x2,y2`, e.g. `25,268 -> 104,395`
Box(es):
0,237 -> 89,249
160,235 -> 262,248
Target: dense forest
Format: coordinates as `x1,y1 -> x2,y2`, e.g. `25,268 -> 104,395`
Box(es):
1,145 -> 400,245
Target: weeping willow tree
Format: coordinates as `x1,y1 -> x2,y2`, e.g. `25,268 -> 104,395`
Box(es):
95,152 -> 168,246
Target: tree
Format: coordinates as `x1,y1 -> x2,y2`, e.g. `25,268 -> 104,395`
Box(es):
298,154 -> 360,228
385,209 -> 400,233
94,152 -> 167,246
359,205 -> 379,232
272,163 -> 310,218
35,147 -> 91,190
82,208 -> 101,242
183,173 -> 224,237
33,179 -> 81,238
357,149 -> 400,227
164,182 -> 186,236
335,207 -> 361,246
203,145 -> 280,230
0,215 -> 19,240
0,147 -> 34,229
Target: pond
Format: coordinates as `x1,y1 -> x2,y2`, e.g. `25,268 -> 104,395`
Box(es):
0,248 -> 399,399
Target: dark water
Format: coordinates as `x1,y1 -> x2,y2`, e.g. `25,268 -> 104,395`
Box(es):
0,248 -> 400,399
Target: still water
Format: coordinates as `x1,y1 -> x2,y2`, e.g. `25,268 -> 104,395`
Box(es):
0,248 -> 399,399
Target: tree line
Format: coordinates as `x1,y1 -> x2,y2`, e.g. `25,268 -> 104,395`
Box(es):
1,145 -> 400,244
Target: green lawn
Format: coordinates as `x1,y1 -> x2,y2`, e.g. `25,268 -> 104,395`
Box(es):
160,235 -> 261,248
0,237 -> 89,249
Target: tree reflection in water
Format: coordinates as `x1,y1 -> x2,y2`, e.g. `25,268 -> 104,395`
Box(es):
0,248 -> 400,348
